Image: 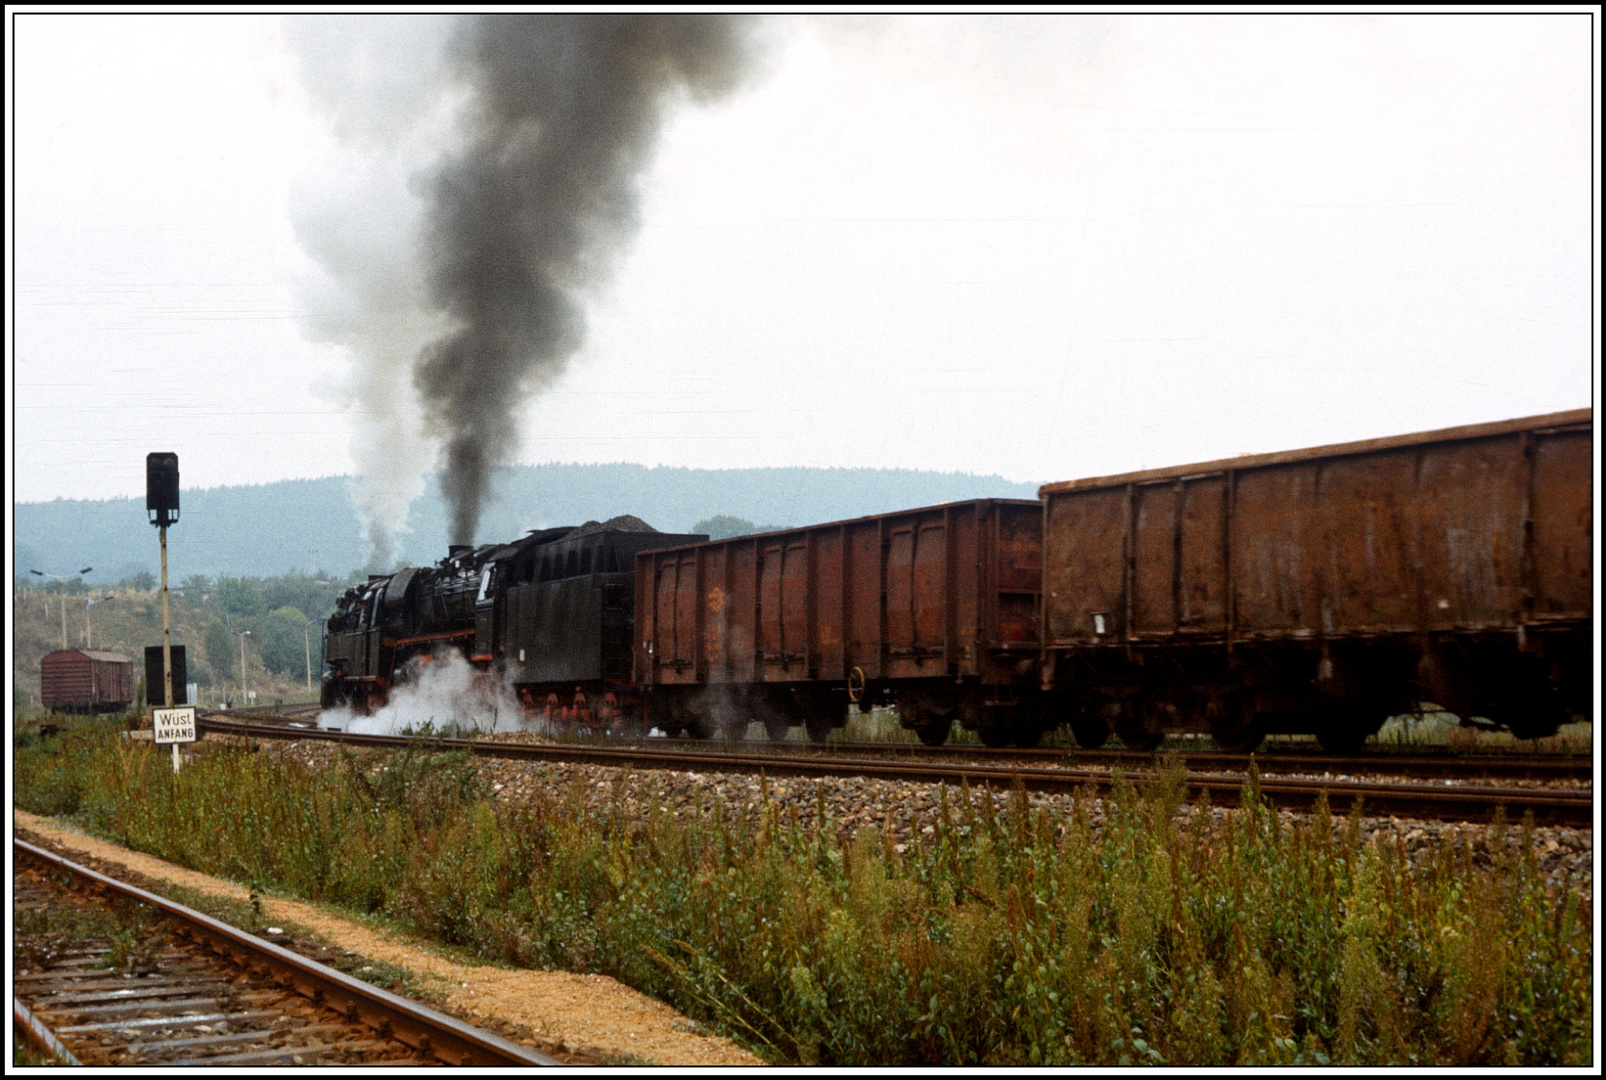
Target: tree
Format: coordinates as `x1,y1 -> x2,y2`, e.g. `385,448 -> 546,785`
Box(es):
213,576 -> 266,620
204,620 -> 236,674
259,607 -> 312,679
691,515 -> 784,540
120,570 -> 157,591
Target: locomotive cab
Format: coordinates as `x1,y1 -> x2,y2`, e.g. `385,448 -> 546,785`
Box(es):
491,517 -> 706,730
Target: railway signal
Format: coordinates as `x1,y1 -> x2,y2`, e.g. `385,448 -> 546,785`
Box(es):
147,452 -> 180,716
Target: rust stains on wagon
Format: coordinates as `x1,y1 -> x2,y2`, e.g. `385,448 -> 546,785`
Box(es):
1038,408 -> 1592,752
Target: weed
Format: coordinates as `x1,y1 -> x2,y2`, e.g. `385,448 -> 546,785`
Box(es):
14,725 -> 1592,1067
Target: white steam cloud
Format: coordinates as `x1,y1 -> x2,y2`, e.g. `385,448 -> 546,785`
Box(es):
320,653 -> 530,736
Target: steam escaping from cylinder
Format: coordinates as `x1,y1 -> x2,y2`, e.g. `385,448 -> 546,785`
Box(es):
290,15 -> 760,558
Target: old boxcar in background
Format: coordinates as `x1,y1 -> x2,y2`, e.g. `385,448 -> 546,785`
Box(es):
636,499 -> 1046,745
40,649 -> 135,713
1039,408 -> 1593,751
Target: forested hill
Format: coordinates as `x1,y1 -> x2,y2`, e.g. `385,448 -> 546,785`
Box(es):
16,464 -> 1042,581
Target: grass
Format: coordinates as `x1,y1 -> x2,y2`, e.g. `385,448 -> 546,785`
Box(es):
13,718 -> 1592,1066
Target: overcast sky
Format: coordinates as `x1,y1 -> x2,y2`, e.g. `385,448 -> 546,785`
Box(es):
9,12 -> 1597,515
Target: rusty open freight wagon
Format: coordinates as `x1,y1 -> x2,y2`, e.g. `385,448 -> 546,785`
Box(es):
635,499 -> 1046,744
1038,408 -> 1593,751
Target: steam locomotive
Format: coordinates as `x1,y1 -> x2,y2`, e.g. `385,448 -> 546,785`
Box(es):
325,409 -> 1593,749
321,516 -> 706,730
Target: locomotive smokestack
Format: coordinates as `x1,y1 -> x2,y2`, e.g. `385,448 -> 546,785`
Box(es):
417,14 -> 758,545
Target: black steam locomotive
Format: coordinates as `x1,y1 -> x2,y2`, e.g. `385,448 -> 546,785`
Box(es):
321,516 -> 705,729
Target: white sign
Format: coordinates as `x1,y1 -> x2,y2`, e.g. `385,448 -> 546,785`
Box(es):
153,707 -> 197,745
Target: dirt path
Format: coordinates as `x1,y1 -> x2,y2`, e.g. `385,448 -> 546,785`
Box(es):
12,810 -> 766,1067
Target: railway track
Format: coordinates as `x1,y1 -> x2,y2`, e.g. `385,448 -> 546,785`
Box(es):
12,839 -> 558,1068
202,707 -> 1590,783
668,737 -> 1590,784
199,716 -> 1593,827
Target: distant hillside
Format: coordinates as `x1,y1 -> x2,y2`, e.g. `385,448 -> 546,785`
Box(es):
15,464 -> 1042,581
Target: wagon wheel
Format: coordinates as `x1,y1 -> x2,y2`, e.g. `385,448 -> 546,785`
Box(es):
902,701 -> 952,747
1314,724 -> 1366,754
1114,728 -> 1164,752
764,717 -> 791,742
804,715 -> 833,743
1067,712 -> 1110,749
1210,706 -> 1266,754
1314,705 -> 1386,754
978,723 -> 1014,748
1011,725 -> 1044,748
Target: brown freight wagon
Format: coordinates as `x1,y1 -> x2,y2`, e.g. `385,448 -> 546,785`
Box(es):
636,499 -> 1046,745
40,649 -> 135,713
1039,408 -> 1593,751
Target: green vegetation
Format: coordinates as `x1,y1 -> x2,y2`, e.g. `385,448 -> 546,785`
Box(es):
14,720 -> 1590,1067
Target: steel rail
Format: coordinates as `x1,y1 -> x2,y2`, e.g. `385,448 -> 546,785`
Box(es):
198,718 -> 1593,827
685,739 -> 1591,782
13,839 -> 558,1067
14,996 -> 84,1067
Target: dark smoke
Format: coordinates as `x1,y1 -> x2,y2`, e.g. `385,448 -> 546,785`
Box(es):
416,15 -> 757,545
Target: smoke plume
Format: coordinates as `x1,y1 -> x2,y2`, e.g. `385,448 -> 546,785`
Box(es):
292,15 -> 758,558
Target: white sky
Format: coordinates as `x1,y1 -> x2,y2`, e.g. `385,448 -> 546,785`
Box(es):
8,11 -> 1599,506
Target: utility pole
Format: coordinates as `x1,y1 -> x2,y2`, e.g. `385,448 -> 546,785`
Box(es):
85,595 -> 114,649
302,619 -> 314,695
236,629 -> 252,704
30,568 -> 92,651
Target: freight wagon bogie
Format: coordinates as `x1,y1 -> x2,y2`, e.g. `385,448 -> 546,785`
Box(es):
644,683 -> 841,742
887,682 -> 1052,747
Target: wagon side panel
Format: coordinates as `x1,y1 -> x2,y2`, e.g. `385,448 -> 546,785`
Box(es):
992,500 -> 1044,646
1042,487 -> 1127,644
1178,476 -> 1228,632
1309,449 -> 1417,635
813,527 -> 846,680
1415,436 -> 1526,631
1530,425 -> 1592,619
1232,463 -> 1320,637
